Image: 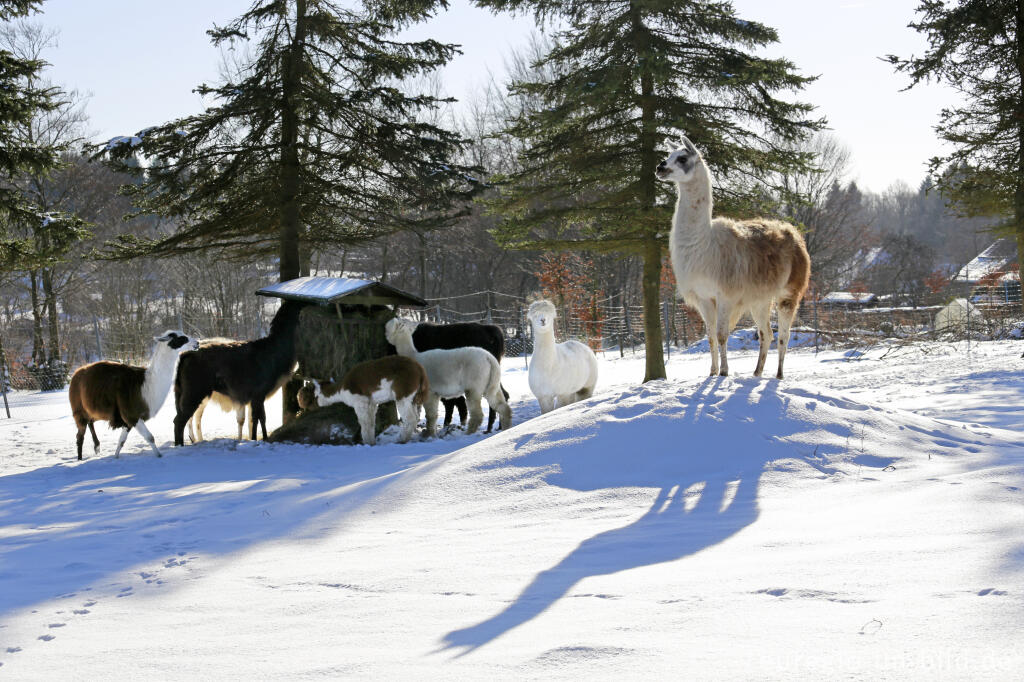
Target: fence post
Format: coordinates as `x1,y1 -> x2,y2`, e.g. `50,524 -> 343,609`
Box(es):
813,293 -> 819,355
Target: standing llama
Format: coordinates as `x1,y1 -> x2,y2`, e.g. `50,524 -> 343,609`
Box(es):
309,355 -> 429,445
411,321 -> 509,432
385,317 -> 511,437
526,300 -> 598,414
69,331 -> 198,459
173,300 -> 307,445
656,136 -> 810,378
186,337 -> 247,443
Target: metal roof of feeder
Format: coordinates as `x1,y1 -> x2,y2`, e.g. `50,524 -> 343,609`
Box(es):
256,276 -> 426,307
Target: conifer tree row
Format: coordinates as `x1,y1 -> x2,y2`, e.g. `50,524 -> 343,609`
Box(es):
478,0 -> 821,381
888,0 -> 1024,312
99,0 -> 479,282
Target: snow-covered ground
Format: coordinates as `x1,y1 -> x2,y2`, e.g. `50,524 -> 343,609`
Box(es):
1,337 -> 1022,679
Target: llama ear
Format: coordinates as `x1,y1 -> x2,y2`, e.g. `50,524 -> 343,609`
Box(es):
680,135 -> 698,155
154,332 -> 174,342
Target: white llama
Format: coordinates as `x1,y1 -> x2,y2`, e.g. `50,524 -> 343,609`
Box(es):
526,300 -> 598,414
656,136 -> 810,379
385,318 -> 512,436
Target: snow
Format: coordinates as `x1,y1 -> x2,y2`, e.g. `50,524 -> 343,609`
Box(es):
953,238 -> 1018,283
822,291 -> 878,304
1,338 -> 1023,678
256,276 -> 380,303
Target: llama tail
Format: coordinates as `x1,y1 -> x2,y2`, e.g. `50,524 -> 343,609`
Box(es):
485,357 -> 504,406
415,367 -> 431,407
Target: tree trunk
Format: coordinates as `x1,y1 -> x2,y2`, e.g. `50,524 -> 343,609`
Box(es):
277,0 -> 307,284
1016,0 -> 1024,312
641,238 -> 666,382
29,270 -> 45,365
42,267 -> 59,363
278,0 -> 308,422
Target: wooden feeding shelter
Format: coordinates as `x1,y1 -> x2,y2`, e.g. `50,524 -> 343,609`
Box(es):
255,276 -> 427,444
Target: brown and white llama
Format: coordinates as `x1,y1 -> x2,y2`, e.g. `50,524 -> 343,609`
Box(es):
69,331 -> 199,459
656,136 -> 810,378
310,355 -> 429,445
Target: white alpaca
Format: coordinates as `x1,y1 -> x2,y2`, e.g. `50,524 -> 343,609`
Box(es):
656,136 -> 810,379
310,355 -> 429,445
526,300 -> 598,414
385,318 -> 512,436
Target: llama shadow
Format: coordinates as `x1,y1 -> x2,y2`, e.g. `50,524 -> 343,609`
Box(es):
0,439 -> 446,620
441,377 -> 795,655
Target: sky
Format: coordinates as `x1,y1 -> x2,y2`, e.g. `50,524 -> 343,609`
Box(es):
34,0 -> 957,194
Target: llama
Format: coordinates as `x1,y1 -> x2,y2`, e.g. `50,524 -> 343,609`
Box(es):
69,331 -> 198,459
309,355 -> 429,445
656,136 -> 810,378
173,300 -> 307,445
186,337 -> 248,443
385,317 -> 512,436
526,300 -> 598,414
411,321 -> 509,432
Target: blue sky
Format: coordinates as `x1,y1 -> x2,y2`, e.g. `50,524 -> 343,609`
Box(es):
37,0 -> 955,193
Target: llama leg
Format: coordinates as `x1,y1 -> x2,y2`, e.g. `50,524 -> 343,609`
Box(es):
134,419 -> 163,458
396,396 -> 417,443
715,299 -> 734,376
776,301 -> 798,379
251,401 -> 268,440
174,389 -> 208,447
88,422 -> 100,455
441,398 -> 455,427
424,393 -> 439,437
454,396 -> 468,426
193,399 -> 207,442
488,389 -> 512,431
465,390 -> 484,434
696,298 -> 719,376
359,399 -> 377,445
75,418 -> 86,460
537,395 -> 555,414
113,427 -> 131,458
556,393 -> 575,408
235,405 -> 245,440
750,302 -> 772,378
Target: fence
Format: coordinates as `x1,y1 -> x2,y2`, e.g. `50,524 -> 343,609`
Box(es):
2,288 -> 1023,417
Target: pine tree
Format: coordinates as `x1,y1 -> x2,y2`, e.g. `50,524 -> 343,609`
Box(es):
98,0 -> 479,282
0,0 -> 84,268
887,0 -> 1024,310
477,0 -> 820,381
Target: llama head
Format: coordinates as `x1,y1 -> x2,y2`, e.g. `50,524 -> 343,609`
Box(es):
656,135 -> 702,183
527,300 -> 558,332
154,330 -> 199,353
384,317 -> 417,344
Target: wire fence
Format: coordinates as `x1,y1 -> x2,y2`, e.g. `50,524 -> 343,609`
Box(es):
2,287 -> 1023,418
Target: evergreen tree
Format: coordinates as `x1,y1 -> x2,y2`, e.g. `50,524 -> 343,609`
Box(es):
887,0 -> 1024,310
99,0 -> 478,282
478,0 -> 820,381
0,0 -> 84,268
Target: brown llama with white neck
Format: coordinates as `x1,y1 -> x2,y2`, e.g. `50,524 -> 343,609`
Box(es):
657,136 -> 810,379
69,331 -> 198,459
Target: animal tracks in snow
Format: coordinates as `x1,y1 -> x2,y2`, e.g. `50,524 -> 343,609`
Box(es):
754,587 -> 874,604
